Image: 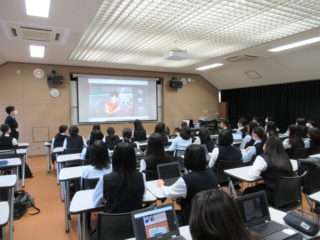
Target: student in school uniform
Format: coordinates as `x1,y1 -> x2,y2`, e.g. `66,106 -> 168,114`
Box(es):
265,121 -> 278,137
63,125 -> 87,150
198,127 -> 215,152
220,119 -> 232,130
239,121 -> 258,150
51,125 -> 68,150
92,142 -> 145,212
242,126 -> 266,164
306,127 -> 320,155
167,127 -> 192,152
236,117 -> 247,138
104,127 -> 121,150
157,144 -> 218,226
208,129 -> 242,170
0,124 -> 18,150
154,122 -> 169,145
139,133 -> 172,178
132,119 -> 147,142
4,106 -> 19,140
121,128 -> 137,148
81,140 -> 112,180
87,124 -> 101,144
282,124 -> 305,154
81,130 -> 104,161
189,189 -> 263,240
244,136 -> 293,205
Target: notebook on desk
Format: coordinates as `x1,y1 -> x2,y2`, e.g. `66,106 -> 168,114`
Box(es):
132,203 -> 186,240
0,160 -> 8,166
235,191 -> 302,240
157,162 -> 181,186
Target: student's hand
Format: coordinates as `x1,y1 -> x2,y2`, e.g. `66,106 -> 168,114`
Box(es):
157,179 -> 165,188
244,146 -> 251,152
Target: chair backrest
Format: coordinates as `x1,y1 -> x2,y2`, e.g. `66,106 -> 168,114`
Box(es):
273,171 -> 307,209
216,160 -> 243,184
81,178 -> 99,190
97,212 -> 134,240
64,148 -> 82,154
302,167 -> 320,195
143,170 -> 159,181
0,149 -> 17,159
291,148 -> 309,159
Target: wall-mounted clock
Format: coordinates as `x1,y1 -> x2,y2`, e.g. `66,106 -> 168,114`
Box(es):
33,68 -> 45,79
49,88 -> 60,98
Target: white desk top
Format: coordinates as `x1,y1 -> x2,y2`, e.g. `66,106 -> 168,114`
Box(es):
309,191 -> 320,203
69,189 -> 156,214
224,160 -> 298,182
44,142 -> 52,147
0,201 -> 9,226
309,153 -> 320,158
0,158 -> 21,168
52,147 -> 64,153
59,165 -> 88,181
146,180 -> 166,199
57,153 -> 81,163
16,148 -> 27,155
18,142 -> 29,148
0,175 -> 17,188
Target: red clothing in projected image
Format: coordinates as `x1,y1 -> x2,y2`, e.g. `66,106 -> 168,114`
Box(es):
105,101 -> 119,114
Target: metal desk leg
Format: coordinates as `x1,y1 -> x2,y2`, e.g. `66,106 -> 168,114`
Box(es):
56,162 -> 60,185
14,166 -> 19,191
82,212 -> 88,240
21,154 -> 26,188
64,180 -> 70,233
78,214 -> 82,240
46,147 -> 51,172
1,225 -> 5,240
9,186 -> 14,240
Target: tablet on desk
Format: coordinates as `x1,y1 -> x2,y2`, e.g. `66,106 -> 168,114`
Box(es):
0,160 -> 9,166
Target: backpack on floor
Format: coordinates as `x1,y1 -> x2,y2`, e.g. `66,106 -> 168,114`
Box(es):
14,190 -> 40,220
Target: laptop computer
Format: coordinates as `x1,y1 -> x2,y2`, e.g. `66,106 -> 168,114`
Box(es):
132,203 -> 186,240
235,191 -> 302,240
157,162 -> 181,186
232,133 -> 243,142
200,144 -> 210,162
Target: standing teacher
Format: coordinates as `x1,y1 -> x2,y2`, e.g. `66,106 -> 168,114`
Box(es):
5,106 -> 19,140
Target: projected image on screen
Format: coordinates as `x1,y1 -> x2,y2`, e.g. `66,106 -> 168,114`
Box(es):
77,76 -> 158,123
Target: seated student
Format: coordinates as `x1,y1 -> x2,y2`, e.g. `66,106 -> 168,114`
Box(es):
167,126 -> 192,152
208,129 -> 242,170
265,121 -> 278,137
306,120 -> 316,129
239,121 -> 258,150
242,126 -> 266,164
51,125 -> 68,150
157,144 -> 218,225
88,124 -> 101,144
132,119 -> 147,142
252,116 -> 261,125
81,140 -> 112,180
189,189 -> 263,240
175,121 -> 188,136
92,142 -> 145,212
308,127 -> 320,155
296,117 -> 306,126
282,124 -> 305,153
198,127 -> 215,152
154,122 -> 169,145
220,119 -> 232,130
139,133 -> 172,178
299,124 -> 310,148
63,125 -> 87,150
237,117 -> 247,138
104,127 -> 121,150
121,128 -> 137,148
81,130 -> 104,161
245,136 -> 293,205
265,116 -> 273,123
0,124 -> 18,150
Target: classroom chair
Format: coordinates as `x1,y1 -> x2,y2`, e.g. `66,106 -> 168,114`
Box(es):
216,159 -> 243,187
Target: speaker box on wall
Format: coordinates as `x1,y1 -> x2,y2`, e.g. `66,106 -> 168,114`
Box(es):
47,73 -> 63,85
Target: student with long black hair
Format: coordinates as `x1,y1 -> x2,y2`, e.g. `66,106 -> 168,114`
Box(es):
282,124 -> 304,151
104,127 -> 121,150
154,122 -> 169,145
157,144 -> 218,225
220,119 -> 232,130
121,127 -> 137,148
139,133 -> 172,173
242,126 -> 266,164
265,121 -> 278,137
133,119 -> 147,141
189,189 -> 263,240
245,136 -> 293,204
198,127 -> 215,152
167,126 -> 192,152
240,121 -> 258,150
81,130 -> 104,161
0,124 -> 18,150
92,142 -> 145,212
308,127 -> 320,154
237,117 -> 247,138
88,124 -> 101,144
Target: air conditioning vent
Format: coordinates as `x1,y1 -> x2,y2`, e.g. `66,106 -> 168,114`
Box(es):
7,24 -> 64,43
226,55 -> 258,63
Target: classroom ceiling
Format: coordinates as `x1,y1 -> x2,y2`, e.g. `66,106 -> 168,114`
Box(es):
0,0 -> 320,89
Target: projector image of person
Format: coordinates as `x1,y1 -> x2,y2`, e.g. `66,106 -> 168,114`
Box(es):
105,92 -> 121,115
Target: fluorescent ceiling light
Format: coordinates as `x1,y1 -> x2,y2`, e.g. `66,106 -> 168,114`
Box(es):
268,36 -> 320,52
25,0 -> 51,18
196,63 -> 223,71
29,45 -> 45,58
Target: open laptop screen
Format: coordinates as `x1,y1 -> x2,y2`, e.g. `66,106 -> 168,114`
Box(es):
132,204 -> 180,239
234,191 -> 270,228
157,162 -> 180,180
232,133 -> 243,140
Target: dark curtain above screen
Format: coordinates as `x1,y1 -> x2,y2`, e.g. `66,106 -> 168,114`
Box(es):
221,79 -> 320,131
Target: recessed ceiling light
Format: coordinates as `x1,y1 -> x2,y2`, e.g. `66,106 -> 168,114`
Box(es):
29,45 -> 45,58
25,0 -> 51,18
196,63 -> 223,71
268,36 -> 320,52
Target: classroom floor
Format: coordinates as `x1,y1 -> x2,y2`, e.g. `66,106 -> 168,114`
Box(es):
3,155 -> 316,240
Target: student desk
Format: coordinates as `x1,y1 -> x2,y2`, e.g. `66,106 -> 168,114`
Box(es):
56,152 -> 81,184
0,201 -> 9,240
309,153 -> 320,159
17,142 -> 30,148
309,191 -> 320,223
44,142 -> 52,172
69,189 -> 157,240
0,175 -> 17,240
0,158 -> 21,190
